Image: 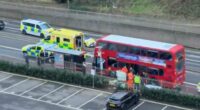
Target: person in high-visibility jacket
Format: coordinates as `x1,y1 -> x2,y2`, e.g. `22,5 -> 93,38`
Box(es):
134,74 -> 141,91
127,68 -> 134,91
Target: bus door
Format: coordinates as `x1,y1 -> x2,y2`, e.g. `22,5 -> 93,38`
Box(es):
75,36 -> 82,50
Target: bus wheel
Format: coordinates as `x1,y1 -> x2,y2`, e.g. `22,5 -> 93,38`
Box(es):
40,34 -> 44,38
22,30 -> 27,35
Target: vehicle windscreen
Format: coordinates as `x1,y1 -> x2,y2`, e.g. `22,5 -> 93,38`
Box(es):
40,23 -> 51,29
176,51 -> 184,73
84,35 -> 90,40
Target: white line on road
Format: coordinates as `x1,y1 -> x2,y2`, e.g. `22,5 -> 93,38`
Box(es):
0,45 -> 21,51
142,99 -> 193,110
132,101 -> 145,110
186,70 -> 199,75
38,85 -> 65,100
19,81 -> 47,96
186,59 -> 200,63
0,75 -> 13,82
57,88 -> 84,104
186,50 -> 200,55
78,93 -> 102,108
161,105 -> 168,110
0,91 -> 81,110
5,27 -> 19,31
184,82 -> 197,86
1,78 -> 29,92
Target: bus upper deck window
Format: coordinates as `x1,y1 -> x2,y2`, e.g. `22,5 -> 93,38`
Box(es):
130,47 -> 140,55
108,43 -> 117,51
141,49 -> 147,56
97,42 -> 107,49
147,50 -> 158,58
118,45 -> 128,53
160,52 -> 172,60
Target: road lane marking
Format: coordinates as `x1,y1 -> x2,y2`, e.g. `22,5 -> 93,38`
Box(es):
0,91 -> 81,110
142,99 -> 192,110
38,85 -> 65,100
78,93 -> 102,108
186,50 -> 200,54
132,101 -> 145,110
0,45 -> 21,51
0,75 -> 13,82
184,82 -> 197,86
161,105 -> 168,110
1,78 -> 29,92
19,81 -> 47,96
1,71 -> 112,95
0,31 -> 40,41
186,59 -> 200,63
57,88 -> 84,104
186,70 -> 199,75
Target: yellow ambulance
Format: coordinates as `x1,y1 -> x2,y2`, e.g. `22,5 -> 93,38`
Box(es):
42,28 -> 84,50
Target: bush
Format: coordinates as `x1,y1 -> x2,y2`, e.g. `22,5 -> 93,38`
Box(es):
141,87 -> 200,109
0,61 -> 109,89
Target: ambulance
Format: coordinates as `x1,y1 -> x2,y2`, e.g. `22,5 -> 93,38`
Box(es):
20,19 -> 54,38
42,28 -> 84,50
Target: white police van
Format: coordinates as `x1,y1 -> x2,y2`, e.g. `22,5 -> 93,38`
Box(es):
20,19 -> 54,38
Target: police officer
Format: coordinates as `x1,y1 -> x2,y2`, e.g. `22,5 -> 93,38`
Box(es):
24,52 -> 29,67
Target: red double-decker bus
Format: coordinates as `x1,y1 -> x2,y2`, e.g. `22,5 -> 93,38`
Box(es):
93,35 -> 185,88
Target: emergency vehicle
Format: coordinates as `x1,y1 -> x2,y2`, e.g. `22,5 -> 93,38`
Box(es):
83,35 -> 96,48
42,28 -> 84,50
20,19 -> 54,38
21,42 -> 55,57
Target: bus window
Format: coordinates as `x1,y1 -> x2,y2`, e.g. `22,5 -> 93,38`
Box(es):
118,45 -> 128,53
147,50 -> 158,58
160,52 -> 172,60
108,57 -> 117,66
64,38 -> 70,42
176,52 -> 184,73
44,35 -> 50,40
108,43 -> 117,51
130,47 -> 140,55
159,69 -> 164,76
97,42 -> 108,49
148,68 -> 159,76
141,49 -> 147,56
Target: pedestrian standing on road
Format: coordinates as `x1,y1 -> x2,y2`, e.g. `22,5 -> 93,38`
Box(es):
127,68 -> 134,92
37,56 -> 41,66
40,50 -> 45,64
134,74 -> 141,92
24,52 -> 29,67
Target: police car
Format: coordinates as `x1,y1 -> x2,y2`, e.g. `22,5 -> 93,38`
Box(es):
21,42 -> 55,57
83,35 -> 96,48
20,19 -> 54,38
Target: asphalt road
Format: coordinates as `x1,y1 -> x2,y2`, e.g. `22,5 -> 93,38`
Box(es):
0,71 -> 192,110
